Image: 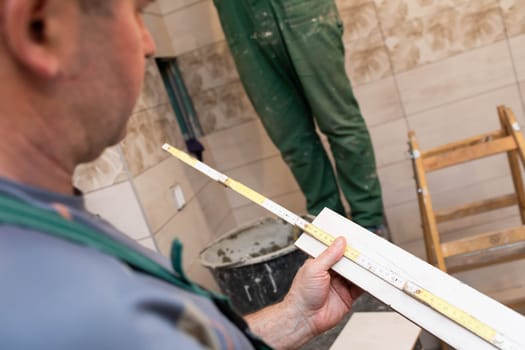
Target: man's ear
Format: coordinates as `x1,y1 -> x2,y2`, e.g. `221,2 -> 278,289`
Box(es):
3,0 -> 60,78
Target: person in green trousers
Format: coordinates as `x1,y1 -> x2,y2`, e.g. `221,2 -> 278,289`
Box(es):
214,0 -> 386,232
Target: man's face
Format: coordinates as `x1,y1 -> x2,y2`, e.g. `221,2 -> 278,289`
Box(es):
69,0 -> 156,159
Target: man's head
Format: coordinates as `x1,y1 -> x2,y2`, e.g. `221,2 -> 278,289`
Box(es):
0,0 -> 155,174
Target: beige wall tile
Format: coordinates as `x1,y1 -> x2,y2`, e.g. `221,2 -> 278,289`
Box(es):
344,29 -> 392,86
232,190 -> 307,226
84,181 -> 151,240
138,237 -> 159,251
182,162 -> 211,196
339,3 -> 378,43
396,41 -> 516,114
74,145 -> 127,194
144,1 -> 162,15
187,260 -> 220,293
398,238 -> 427,260
388,173 -> 518,245
133,157 -> 200,233
369,118 -> 410,167
224,155 -> 299,208
397,237 -> 525,303
121,104 -> 182,176
407,84 -> 525,149
426,156 -> 512,203
155,198 -> 212,270
162,0 -> 225,56
382,0 -> 504,73
384,200 -> 423,245
454,260 -> 525,297
438,206 -> 520,241
195,181 -> 231,234
143,13 -> 175,57
510,34 -> 525,81
377,160 -> 418,207
156,0 -> 201,14
203,119 -> 279,172
214,211 -> 238,238
521,81 -> 525,103
500,0 -> 525,37
354,76 -> 405,127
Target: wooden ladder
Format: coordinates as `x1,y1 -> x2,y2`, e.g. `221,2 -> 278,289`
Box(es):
408,105 -> 525,311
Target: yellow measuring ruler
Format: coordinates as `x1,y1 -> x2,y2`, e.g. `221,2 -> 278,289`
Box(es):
163,143 -> 519,350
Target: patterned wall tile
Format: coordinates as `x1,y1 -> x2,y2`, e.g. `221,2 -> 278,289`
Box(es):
382,0 -> 505,73
73,145 -> 127,194
200,41 -> 239,90
500,0 -> 525,37
178,41 -> 239,97
375,0 -> 468,29
176,49 -> 205,96
121,104 -> 182,176
344,29 -> 392,86
134,59 -> 170,113
339,2 -> 379,43
193,81 -> 258,134
336,0 -> 372,11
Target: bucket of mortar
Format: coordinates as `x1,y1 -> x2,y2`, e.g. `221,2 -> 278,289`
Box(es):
199,216 -> 310,315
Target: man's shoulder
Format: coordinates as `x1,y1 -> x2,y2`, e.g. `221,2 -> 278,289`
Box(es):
0,225 -> 210,349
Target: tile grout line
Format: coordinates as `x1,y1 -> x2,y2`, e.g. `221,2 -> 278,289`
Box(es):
497,5 -> 525,115
117,144 -> 161,252
370,2 -> 411,141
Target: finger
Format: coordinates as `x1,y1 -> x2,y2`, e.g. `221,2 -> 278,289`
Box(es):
350,284 -> 364,299
313,236 -> 346,272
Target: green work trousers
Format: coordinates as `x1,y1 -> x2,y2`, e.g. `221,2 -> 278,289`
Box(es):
214,0 -> 383,227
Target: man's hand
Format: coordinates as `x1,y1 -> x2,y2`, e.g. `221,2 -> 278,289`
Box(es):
284,236 -> 363,337
245,237 -> 362,349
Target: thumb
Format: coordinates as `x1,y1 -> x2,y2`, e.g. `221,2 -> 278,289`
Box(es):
314,236 -> 346,272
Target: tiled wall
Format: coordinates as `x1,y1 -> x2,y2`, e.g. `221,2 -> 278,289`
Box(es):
142,0 -> 525,301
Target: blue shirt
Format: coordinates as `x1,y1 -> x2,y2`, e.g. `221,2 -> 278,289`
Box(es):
0,177 -> 254,350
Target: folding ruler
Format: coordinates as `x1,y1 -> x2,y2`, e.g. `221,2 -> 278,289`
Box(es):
163,143 -> 525,349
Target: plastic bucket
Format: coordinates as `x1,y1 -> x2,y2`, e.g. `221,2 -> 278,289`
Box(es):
199,216 -> 309,315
